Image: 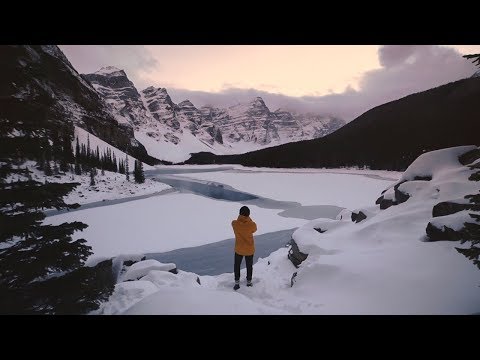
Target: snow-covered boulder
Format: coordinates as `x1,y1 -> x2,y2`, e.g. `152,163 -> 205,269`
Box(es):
121,259 -> 177,282
288,219 -> 349,267
140,270 -> 201,288
426,212 -> 480,241
111,254 -> 146,281
336,208 -> 352,221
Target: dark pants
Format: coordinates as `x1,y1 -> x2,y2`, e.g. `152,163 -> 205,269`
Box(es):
234,252 -> 253,282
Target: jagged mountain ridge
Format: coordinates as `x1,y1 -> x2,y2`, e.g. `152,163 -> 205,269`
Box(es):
83,67 -> 345,162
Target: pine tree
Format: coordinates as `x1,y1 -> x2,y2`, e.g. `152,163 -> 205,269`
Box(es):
53,161 -> 59,175
134,159 -> 145,184
60,133 -> 73,173
96,146 -> 100,169
25,167 -> 32,181
44,158 -> 53,176
74,158 -> 81,175
87,134 -> 91,165
75,137 -> 80,160
36,152 -> 46,171
113,153 -> 117,173
463,53 -> 480,67
139,160 -> 145,183
0,165 -> 99,314
90,168 -> 95,186
125,154 -> 130,181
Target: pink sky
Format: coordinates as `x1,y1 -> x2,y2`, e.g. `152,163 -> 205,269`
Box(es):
60,45 -> 480,120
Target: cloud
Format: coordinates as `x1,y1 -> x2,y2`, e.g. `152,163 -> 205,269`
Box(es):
167,46 -> 478,121
59,45 -> 158,90
60,45 -> 478,121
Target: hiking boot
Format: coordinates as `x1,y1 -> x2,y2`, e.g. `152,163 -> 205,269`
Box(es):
246,280 -> 253,287
234,281 -> 240,291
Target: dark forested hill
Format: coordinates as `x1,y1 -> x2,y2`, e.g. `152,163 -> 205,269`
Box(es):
186,77 -> 480,170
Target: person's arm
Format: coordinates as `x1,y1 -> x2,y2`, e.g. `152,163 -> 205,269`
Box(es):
250,220 -> 257,234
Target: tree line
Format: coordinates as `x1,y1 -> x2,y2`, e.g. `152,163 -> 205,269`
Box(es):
0,110 -> 144,313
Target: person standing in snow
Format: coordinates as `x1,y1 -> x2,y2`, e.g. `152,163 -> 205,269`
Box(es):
231,206 -> 257,290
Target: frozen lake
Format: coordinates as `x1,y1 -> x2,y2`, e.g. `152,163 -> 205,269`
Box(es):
46,166 -> 398,262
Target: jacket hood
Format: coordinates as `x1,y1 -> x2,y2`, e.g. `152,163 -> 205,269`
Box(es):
237,215 -> 251,222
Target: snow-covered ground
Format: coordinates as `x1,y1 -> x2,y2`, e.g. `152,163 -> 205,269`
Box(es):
90,146 -> 480,315
62,172 -> 170,205
18,160 -> 170,206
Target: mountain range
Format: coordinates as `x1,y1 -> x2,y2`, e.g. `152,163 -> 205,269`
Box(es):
186,75 -> 480,170
83,66 -> 345,162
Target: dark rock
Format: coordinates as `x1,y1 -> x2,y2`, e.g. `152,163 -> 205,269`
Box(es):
432,201 -> 480,217
376,195 -> 396,210
413,175 -> 432,181
469,171 -> 480,181
351,211 -> 367,223
290,272 -> 297,287
314,227 -> 326,233
394,188 -> 410,204
465,193 -> 480,204
459,148 -> 480,166
287,239 -> 308,268
426,216 -> 480,242
123,256 -> 146,267
470,213 -> 480,222
377,180 -> 410,209
196,276 -> 201,285
168,268 -> 178,274
426,222 -> 463,241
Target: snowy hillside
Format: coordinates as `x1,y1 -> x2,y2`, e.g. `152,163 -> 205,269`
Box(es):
74,126 -> 152,170
8,160 -> 170,207
93,146 -> 480,314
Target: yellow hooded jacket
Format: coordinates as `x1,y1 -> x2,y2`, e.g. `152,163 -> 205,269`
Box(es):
232,215 -> 257,256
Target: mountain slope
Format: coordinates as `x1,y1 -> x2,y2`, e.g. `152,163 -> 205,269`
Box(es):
186,77 -> 480,170
83,68 -> 345,162
0,45 -> 158,164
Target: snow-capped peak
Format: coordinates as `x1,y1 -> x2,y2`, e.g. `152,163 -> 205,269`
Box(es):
95,66 -> 125,76
251,96 -> 266,105
178,99 -> 195,108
